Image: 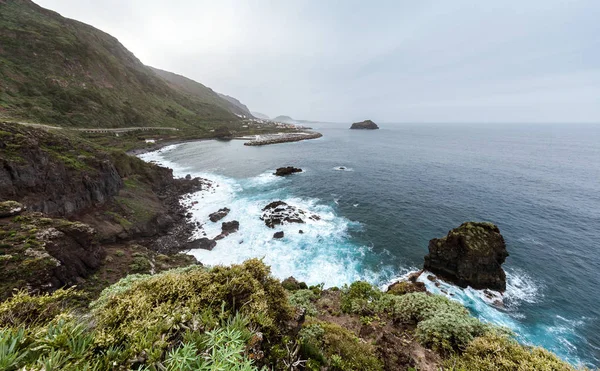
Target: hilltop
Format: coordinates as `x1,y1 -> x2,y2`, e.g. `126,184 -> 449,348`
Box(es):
0,0 -> 248,129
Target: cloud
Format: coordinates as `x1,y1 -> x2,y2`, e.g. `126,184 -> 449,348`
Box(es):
35,0 -> 600,122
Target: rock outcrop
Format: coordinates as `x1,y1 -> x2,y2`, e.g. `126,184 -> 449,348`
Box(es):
273,231 -> 284,239
424,222 -> 509,291
350,120 -> 379,130
274,167 -> 302,176
209,208 -> 230,222
215,220 -> 239,240
260,201 -> 320,229
0,201 -> 24,217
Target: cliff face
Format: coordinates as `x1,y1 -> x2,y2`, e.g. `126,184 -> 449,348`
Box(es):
0,123 -> 122,216
424,222 -> 509,291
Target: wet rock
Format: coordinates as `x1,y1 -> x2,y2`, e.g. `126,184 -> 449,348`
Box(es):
282,276 -> 308,291
424,222 -> 509,291
188,237 -> 217,251
215,220 -> 239,240
209,208 -> 230,222
274,167 -> 303,176
273,231 -> 284,239
260,201 -> 319,229
299,230 -> 304,234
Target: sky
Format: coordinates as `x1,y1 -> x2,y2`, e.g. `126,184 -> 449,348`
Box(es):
35,0 -> 600,123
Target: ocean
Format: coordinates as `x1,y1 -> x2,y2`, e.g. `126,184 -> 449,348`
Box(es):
140,122 -> 600,367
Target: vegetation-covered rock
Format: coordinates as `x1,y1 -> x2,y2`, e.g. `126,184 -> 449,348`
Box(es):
424,222 -> 509,291
350,120 -> 379,130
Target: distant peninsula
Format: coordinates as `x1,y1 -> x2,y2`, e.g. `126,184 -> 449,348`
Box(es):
350,119 -> 379,130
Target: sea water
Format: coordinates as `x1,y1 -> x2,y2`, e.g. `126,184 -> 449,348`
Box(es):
139,122 -> 600,367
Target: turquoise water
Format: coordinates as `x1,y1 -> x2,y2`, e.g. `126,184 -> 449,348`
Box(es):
141,122 -> 600,367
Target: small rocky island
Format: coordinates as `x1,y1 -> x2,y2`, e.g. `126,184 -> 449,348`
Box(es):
423,222 -> 509,291
274,167 -> 302,176
350,119 -> 379,130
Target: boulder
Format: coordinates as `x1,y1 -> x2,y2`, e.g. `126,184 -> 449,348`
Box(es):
188,238 -> 217,251
260,201 -> 316,229
350,120 -> 379,130
273,231 -> 284,239
424,222 -> 509,291
274,167 -> 303,176
209,208 -> 230,222
215,220 -> 239,240
0,200 -> 24,217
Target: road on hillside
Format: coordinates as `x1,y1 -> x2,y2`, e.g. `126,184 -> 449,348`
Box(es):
11,122 -> 178,133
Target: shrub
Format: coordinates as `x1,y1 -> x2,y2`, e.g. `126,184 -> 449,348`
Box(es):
376,292 -> 499,353
299,319 -> 383,371
340,281 -> 382,315
0,288 -> 80,327
445,333 -> 577,371
91,259 -> 292,360
288,289 -> 319,316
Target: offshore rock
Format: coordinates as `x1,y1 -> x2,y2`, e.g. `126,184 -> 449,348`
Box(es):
261,201 -> 317,229
274,167 -> 302,176
424,222 -> 509,291
215,220 -> 239,240
273,231 -> 284,239
209,208 -> 230,222
350,119 -> 379,130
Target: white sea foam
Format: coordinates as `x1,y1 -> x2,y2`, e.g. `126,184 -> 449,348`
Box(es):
333,166 -> 354,171
140,148 -> 385,287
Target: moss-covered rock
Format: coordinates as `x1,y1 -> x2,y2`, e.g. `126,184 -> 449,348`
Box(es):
424,222 -> 509,291
0,200 -> 24,217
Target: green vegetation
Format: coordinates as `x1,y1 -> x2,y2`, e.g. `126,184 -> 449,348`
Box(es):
299,319 -> 383,371
446,333 -> 577,371
0,260 -> 582,370
0,0 -> 241,129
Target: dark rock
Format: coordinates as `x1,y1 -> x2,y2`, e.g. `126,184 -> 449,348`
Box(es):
282,276 -> 308,291
185,174 -> 192,180
350,119 -> 379,130
407,270 -> 423,283
299,230 -> 304,234
215,220 -> 239,240
188,237 -> 217,251
274,167 -> 303,176
424,222 -> 509,291
209,208 -> 230,222
260,201 -> 318,229
273,231 -> 284,239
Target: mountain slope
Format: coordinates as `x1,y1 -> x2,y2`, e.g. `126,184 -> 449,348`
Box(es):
0,0 -> 238,128
251,112 -> 270,120
149,67 -> 253,118
217,93 -> 253,118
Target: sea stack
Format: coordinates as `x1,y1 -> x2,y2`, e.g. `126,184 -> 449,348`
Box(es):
274,167 -> 303,176
423,222 -> 509,291
350,120 -> 379,130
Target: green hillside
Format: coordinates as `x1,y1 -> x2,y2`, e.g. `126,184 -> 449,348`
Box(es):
151,67 -> 253,118
0,0 -> 239,128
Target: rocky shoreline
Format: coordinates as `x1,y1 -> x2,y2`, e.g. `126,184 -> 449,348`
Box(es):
243,131 -> 323,146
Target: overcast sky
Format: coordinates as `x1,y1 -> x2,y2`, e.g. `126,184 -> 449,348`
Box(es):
36,0 -> 600,123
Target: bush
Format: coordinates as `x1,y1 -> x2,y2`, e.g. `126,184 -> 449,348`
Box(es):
91,259 -> 292,360
299,319 -> 383,371
376,292 -> 498,353
340,281 -> 382,315
446,333 -> 577,371
0,288 -> 80,327
288,289 -> 318,316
